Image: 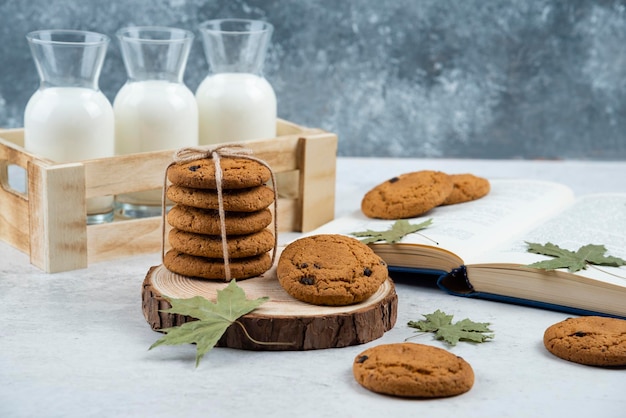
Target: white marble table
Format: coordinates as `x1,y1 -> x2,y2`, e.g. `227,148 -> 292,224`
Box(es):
1,157 -> 625,418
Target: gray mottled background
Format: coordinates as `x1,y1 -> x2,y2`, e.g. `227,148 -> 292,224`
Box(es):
1,0 -> 626,159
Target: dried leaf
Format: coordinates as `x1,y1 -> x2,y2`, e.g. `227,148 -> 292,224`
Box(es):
525,242 -> 626,272
149,280 -> 269,367
351,218 -> 434,244
407,309 -> 494,346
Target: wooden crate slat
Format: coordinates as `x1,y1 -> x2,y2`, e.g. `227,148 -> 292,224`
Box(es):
0,129 -> 26,149
81,133 -> 303,198
28,161 -> 88,272
87,217 -> 163,263
276,119 -> 308,136
83,151 -> 174,198
298,132 -> 338,232
274,197 -> 297,232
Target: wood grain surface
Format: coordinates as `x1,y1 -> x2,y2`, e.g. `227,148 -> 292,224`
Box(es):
142,259 -> 398,351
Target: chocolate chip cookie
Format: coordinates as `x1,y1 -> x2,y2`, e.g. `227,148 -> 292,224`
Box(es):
361,170 -> 453,219
168,228 -> 274,259
167,205 -> 272,236
166,184 -> 275,212
353,343 -> 475,398
277,234 -> 388,306
164,250 -> 272,281
543,316 -> 626,367
167,157 -> 271,189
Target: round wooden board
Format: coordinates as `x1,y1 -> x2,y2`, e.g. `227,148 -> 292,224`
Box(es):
142,262 -> 398,351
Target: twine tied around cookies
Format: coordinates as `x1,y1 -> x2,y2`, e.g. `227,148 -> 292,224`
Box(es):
161,144 -> 279,281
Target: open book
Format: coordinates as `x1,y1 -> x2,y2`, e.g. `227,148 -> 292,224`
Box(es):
312,179 -> 626,318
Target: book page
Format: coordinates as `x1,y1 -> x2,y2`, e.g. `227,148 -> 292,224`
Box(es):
311,179 -> 575,262
470,194 -> 626,286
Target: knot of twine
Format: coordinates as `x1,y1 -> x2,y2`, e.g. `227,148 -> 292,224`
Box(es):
162,144 -> 279,281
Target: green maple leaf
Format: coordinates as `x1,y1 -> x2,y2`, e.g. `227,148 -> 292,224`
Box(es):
407,309 -> 494,346
351,218 -> 434,244
525,242 -> 626,273
149,280 -> 269,367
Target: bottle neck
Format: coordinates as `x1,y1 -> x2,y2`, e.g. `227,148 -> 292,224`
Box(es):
117,27 -> 194,84
27,30 -> 109,90
199,19 -> 272,76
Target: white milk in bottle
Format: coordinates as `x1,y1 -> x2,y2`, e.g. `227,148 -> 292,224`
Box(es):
25,88 -> 114,162
24,30 -> 115,224
197,19 -> 277,145
114,80 -> 197,154
196,73 -> 276,143
25,88 -> 115,219
114,26 -> 197,218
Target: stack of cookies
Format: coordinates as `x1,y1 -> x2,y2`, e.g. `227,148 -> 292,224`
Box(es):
163,157 -> 276,281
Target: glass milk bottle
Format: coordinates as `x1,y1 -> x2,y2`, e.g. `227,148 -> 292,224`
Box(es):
113,26 -> 197,218
24,30 -> 115,225
196,19 -> 277,145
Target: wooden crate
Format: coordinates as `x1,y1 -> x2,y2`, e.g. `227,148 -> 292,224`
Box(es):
0,119 -> 337,273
